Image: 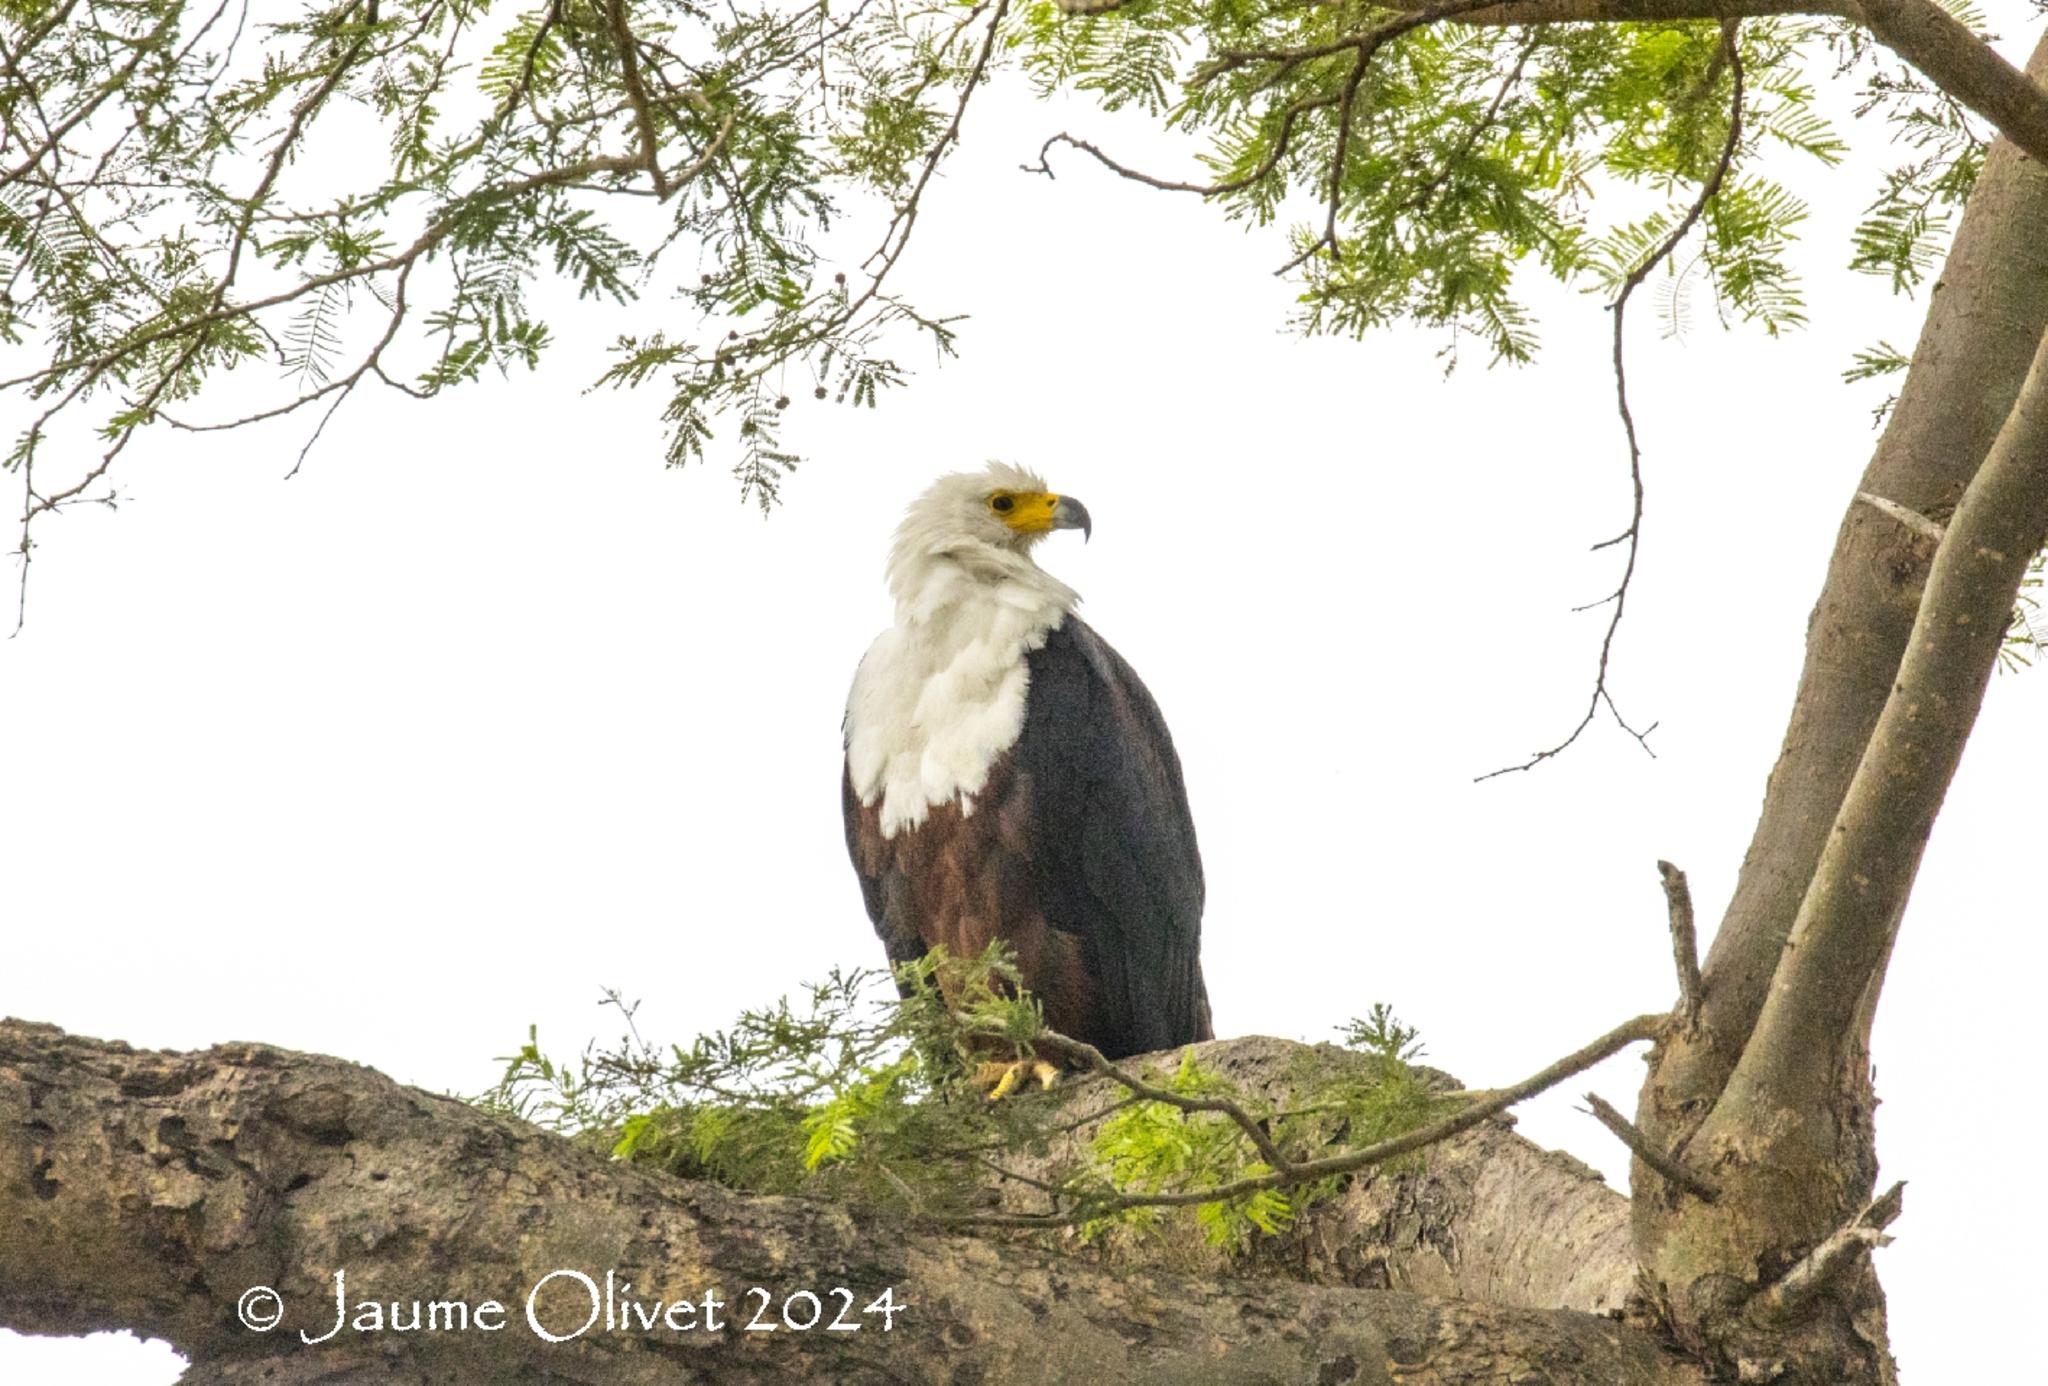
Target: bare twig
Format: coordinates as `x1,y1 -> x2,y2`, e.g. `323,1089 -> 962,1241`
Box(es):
974,1154 -> 1067,1198
1477,19 -> 1743,781
1023,94 -> 1337,197
856,0 -> 1007,292
1746,1180 -> 1904,1325
1856,489 -> 1947,542
162,257 -> 422,482
1029,0 -> 1528,276
1581,1091 -> 1720,1201
1658,860 -> 1704,1032
940,1093 -> 1145,1158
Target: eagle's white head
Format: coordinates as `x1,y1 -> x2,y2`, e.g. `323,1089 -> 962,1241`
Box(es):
851,463 -> 1093,834
885,461 -> 1091,617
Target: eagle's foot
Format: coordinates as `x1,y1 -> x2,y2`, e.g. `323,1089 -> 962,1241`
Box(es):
974,1058 -> 1059,1100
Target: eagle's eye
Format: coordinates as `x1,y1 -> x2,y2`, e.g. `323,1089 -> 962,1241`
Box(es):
990,494 -> 1014,513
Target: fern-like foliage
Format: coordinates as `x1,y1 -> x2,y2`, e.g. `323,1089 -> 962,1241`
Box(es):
479,948 -> 1448,1253
0,0 -> 2001,596
1014,8 -> 1848,367
0,0 -> 986,571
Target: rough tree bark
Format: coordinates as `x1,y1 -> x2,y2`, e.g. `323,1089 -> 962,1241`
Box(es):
0,1021 -> 1702,1386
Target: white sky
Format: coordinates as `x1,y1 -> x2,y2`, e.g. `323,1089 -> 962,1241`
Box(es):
4,16 -> 2043,1380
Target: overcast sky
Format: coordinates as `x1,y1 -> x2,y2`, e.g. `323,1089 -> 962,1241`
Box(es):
4,16 -> 2043,1380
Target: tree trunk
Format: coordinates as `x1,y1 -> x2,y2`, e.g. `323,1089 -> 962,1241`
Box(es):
0,1020 -> 1701,1386
1629,29 -> 2048,1382
1641,27 -> 2048,1153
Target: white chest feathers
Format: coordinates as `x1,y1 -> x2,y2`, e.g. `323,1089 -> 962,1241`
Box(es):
846,554 -> 1074,839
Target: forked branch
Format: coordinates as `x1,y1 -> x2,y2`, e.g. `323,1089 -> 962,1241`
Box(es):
1731,317 -> 2048,1109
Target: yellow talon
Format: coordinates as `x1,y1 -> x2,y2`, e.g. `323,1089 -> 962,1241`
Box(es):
974,1059 -> 1061,1100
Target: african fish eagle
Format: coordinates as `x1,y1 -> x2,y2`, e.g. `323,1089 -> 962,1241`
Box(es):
842,462 -> 1213,1064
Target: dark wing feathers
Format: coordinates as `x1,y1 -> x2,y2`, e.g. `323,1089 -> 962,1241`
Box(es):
842,769 -> 928,986
1013,618 -> 1210,1057
841,616 -> 1210,1059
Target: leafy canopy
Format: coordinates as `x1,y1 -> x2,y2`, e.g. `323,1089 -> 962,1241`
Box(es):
0,0 -> 1995,563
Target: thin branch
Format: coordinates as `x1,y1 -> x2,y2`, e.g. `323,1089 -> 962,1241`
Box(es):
15,17 -> 380,547
1031,0 -> 1514,275
1580,1092 -> 1720,1201
1027,1032 -> 1292,1174
1313,45 -> 1374,262
0,7 -> 181,188
499,0 -> 563,122
938,1093 -> 1146,1158
1023,94 -> 1337,196
4,151 -> 657,401
1658,859 -> 1703,1033
163,258 -> 419,462
1476,19 -> 1743,781
946,1013 -> 1667,1229
974,1153 -> 1067,1198
855,0 -> 1007,296
1746,1180 -> 1904,1325
1195,0 -> 1527,84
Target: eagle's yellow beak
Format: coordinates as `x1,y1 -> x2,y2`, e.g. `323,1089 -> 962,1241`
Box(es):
996,491 -> 1092,541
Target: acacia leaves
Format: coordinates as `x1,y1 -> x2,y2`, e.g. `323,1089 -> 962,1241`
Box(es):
1020,4 -> 1846,365
0,0 -> 1997,589
0,0 -> 984,568
480,949 -> 1448,1255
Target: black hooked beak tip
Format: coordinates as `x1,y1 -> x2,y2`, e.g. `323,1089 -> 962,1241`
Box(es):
1051,495 -> 1092,543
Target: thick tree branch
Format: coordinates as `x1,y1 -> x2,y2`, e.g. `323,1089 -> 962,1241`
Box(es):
1644,23 -> 2048,1121
0,1020 -> 1706,1386
1855,0 -> 2048,170
1388,0 -> 2048,170
1422,0 -> 1827,17
1732,316 -> 2048,1109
